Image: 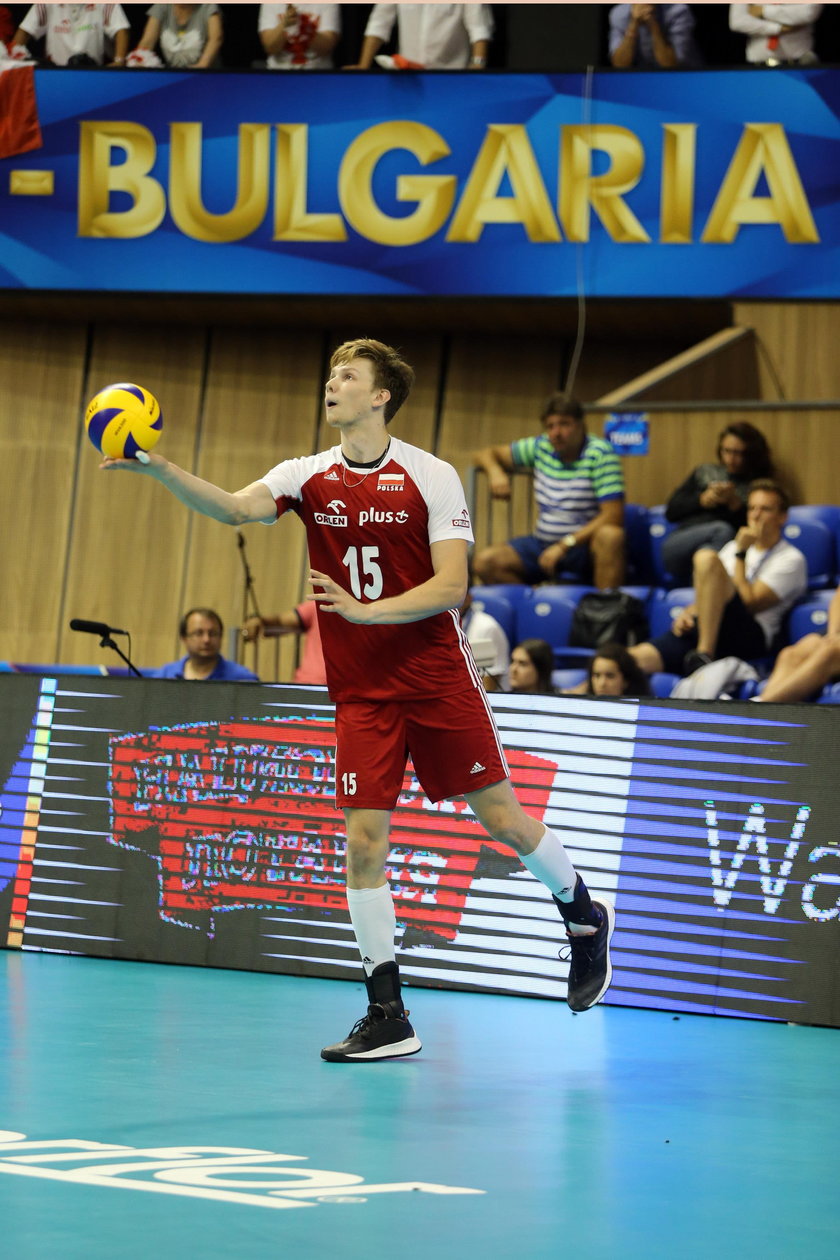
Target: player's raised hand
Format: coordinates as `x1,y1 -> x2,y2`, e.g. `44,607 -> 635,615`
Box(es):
310,569 -> 371,623
100,450 -> 166,474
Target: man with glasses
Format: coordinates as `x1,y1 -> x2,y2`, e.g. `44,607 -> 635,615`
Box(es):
150,607 -> 259,681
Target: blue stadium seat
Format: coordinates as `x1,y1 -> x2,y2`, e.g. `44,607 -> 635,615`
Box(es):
515,589 -> 592,665
649,671 -> 679,698
817,682 -> 840,704
787,591 -> 834,644
469,589 -> 517,643
647,587 -> 694,639
787,504 -> 840,534
647,507 -> 678,587
782,519 -> 835,589
624,503 -> 653,584
472,583 -> 532,610
552,668 -> 588,692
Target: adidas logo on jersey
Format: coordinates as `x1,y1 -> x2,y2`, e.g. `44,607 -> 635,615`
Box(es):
470,762 -> 486,774
324,470 -> 340,481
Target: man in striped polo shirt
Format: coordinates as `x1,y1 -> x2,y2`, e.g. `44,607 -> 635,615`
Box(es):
473,393 -> 626,589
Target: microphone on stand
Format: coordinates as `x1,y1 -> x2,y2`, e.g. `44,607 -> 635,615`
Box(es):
70,619 -> 128,637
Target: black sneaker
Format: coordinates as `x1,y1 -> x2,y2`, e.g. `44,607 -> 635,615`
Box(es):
321,961 -> 422,1062
320,1003 -> 422,1063
564,900 -> 615,1012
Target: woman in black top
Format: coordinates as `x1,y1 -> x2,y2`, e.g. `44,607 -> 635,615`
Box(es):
661,422 -> 774,585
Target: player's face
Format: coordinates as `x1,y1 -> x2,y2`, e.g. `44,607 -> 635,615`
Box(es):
590,657 -> 625,696
325,357 -> 386,427
747,490 -> 785,544
183,614 -> 223,661
544,413 -> 585,459
509,647 -> 539,693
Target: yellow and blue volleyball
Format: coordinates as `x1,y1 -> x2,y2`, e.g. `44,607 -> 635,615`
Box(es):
84,382 -> 163,460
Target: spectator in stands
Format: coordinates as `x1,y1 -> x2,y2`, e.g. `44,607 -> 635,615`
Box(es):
13,3 -> 130,66
242,599 -> 326,685
662,421 -> 774,586
609,4 -> 702,68
151,607 -> 259,681
629,480 -> 807,677
509,639 -> 556,696
259,3 -> 340,69
135,4 -> 223,68
586,643 -> 652,697
757,587 -> 840,702
347,3 -> 492,70
728,4 -> 823,65
459,587 -> 510,692
473,393 -> 626,590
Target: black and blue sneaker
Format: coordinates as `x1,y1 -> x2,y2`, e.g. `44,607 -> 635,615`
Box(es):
321,961 -> 422,1063
564,900 -> 615,1012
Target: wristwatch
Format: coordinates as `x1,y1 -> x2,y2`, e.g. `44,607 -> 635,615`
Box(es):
563,533 -> 578,549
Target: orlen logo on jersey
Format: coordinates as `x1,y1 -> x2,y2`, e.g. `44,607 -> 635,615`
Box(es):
451,509 -> 471,528
359,508 -> 409,527
315,499 -> 348,527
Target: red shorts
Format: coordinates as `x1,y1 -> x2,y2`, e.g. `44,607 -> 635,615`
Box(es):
334,685 -> 509,810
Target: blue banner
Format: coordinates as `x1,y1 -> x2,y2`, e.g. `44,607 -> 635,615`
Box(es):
1,68 -> 839,297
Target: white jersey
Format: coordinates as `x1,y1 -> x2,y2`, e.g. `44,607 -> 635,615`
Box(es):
260,437 -> 477,702
258,3 -> 340,69
20,4 -> 129,66
719,537 -> 808,645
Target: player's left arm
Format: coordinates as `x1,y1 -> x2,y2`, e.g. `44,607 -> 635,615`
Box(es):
312,538 -> 469,625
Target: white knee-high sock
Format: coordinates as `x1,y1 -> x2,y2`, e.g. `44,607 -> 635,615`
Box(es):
519,826 -> 578,900
346,884 -> 396,976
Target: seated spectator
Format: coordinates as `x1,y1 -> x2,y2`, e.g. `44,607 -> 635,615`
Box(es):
609,4 -> 702,68
459,587 -> 510,692
629,480 -> 807,677
151,607 -> 259,681
242,599 -> 326,685
259,3 -> 340,69
509,639 -> 556,696
13,3 -> 130,66
347,3 -> 492,70
662,422 -> 774,586
586,643 -> 652,697
135,4 -> 223,69
728,3 -> 823,65
757,586 -> 840,702
473,393 -> 625,590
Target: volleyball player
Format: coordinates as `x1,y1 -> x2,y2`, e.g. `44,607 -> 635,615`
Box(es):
102,338 -> 614,1061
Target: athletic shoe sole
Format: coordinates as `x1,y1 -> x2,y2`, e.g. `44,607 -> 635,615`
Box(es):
321,1033 -> 422,1063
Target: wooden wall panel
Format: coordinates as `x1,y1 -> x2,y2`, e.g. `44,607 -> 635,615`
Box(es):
60,324 -> 208,669
587,407 -> 840,509
439,334 -> 561,552
183,327 -> 326,682
0,321 -> 88,662
733,302 -> 840,401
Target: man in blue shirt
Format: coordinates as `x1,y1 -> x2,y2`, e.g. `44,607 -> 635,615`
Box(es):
609,4 -> 702,68
150,607 -> 259,681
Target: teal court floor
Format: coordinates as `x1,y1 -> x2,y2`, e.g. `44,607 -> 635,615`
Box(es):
1,950 -> 838,1260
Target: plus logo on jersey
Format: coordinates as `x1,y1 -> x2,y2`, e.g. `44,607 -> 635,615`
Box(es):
358,508 -> 409,527
451,509 -> 471,529
378,473 -> 404,492
315,499 -> 348,527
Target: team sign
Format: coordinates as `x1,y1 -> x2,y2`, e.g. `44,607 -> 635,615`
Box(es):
2,69 -> 839,296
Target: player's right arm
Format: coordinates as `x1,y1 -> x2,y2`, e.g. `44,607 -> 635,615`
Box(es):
101,451 -> 277,525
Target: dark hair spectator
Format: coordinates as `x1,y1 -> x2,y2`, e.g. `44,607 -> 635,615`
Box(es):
509,638 -> 556,695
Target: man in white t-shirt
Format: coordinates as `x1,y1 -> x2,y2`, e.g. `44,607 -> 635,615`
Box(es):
13,3 -> 130,66
630,480 -> 807,677
348,3 -> 493,70
258,3 -> 340,69
460,591 -> 510,691
728,3 -> 823,65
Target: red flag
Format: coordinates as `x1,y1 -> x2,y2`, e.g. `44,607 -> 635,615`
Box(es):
0,65 -> 42,160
